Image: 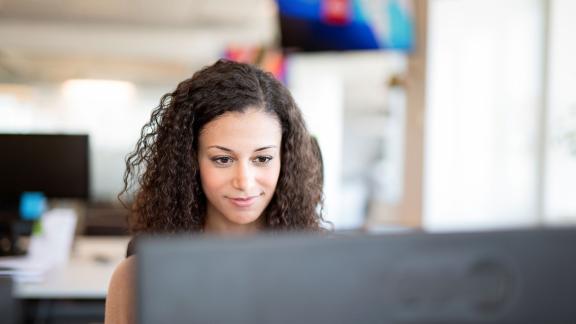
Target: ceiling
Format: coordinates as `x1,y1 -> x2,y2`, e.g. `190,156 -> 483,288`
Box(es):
0,0 -> 278,83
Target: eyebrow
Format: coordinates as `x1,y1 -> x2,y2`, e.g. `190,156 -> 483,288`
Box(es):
207,145 -> 278,153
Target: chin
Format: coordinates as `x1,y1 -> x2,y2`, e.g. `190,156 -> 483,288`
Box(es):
225,212 -> 262,226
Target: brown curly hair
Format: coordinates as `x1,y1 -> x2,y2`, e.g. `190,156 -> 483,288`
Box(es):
120,59 -> 324,235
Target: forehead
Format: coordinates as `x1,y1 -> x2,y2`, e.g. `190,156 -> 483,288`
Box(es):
199,109 -> 282,149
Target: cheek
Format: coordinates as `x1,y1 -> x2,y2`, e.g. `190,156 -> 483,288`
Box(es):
199,162 -> 225,193
260,162 -> 281,189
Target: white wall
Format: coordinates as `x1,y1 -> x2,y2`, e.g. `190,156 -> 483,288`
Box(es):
424,0 -> 544,231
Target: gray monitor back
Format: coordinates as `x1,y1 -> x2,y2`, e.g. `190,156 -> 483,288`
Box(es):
137,228 -> 576,324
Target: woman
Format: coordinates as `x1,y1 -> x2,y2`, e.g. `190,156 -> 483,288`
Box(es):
105,59 -> 325,323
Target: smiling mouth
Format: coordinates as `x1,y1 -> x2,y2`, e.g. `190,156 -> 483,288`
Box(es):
227,194 -> 261,208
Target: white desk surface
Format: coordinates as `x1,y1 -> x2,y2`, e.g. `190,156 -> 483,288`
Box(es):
15,236 -> 130,299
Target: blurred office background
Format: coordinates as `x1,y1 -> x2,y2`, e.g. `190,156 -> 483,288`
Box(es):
1,0 -> 575,234
2,0 -> 576,323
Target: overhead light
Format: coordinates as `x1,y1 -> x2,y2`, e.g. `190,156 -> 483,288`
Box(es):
61,79 -> 136,108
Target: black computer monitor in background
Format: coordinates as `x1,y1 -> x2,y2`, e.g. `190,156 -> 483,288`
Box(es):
0,133 -> 89,212
0,133 -> 89,255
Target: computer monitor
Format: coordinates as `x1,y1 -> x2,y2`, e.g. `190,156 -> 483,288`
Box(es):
0,133 -> 89,205
0,133 -> 88,255
137,228 -> 576,324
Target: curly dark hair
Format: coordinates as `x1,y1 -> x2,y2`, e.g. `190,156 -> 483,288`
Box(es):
120,59 -> 324,235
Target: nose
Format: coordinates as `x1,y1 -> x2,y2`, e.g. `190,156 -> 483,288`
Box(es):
232,162 -> 256,192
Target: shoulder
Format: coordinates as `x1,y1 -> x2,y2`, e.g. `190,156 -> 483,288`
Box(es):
105,256 -> 136,324
109,256 -> 136,289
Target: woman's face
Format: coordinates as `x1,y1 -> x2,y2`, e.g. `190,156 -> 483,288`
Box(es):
198,108 -> 282,233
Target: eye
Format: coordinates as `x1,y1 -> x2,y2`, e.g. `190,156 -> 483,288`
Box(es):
253,155 -> 273,165
211,156 -> 234,166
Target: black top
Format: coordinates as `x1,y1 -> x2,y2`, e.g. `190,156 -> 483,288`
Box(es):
126,237 -> 137,258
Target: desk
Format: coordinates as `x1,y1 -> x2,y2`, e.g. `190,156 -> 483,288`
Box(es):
15,236 -> 130,299
13,236 -> 129,323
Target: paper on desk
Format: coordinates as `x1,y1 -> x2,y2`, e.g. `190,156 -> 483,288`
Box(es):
0,208 -> 77,283
0,259 -> 49,283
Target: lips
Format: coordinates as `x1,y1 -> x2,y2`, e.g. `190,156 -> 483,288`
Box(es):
227,195 -> 259,208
